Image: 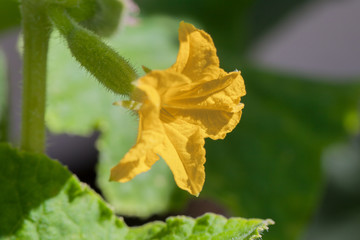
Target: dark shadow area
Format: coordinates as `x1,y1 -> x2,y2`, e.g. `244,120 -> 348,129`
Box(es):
46,131 -> 101,193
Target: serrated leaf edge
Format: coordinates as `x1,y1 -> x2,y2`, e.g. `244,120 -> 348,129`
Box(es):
249,219 -> 275,240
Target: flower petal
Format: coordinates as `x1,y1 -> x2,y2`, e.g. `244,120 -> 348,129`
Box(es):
111,21 -> 246,196
139,70 -> 191,102
170,22 -> 221,82
110,83 -> 163,182
166,71 -> 245,112
165,108 -> 243,140
164,71 -> 245,139
156,116 -> 206,195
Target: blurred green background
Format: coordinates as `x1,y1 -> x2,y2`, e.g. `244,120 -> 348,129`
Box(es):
1,0 -> 360,239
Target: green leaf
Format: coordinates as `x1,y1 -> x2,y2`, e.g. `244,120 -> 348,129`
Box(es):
0,143 -> 273,239
46,16 -> 180,217
126,214 -> 273,240
0,143 -> 128,239
0,0 -> 21,32
0,50 -> 8,142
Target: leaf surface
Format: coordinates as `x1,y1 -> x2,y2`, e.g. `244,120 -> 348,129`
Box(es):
126,214 -> 273,240
0,143 -> 272,239
0,143 -> 128,239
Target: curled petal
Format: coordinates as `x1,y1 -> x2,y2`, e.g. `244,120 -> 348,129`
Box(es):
170,22 -> 220,82
164,71 -> 245,139
166,71 -> 245,112
165,108 -> 243,140
139,70 -> 191,101
157,116 -> 206,195
110,84 -> 162,182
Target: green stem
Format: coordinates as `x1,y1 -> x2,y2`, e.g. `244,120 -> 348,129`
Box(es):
0,50 -> 8,142
20,1 -> 52,153
48,6 -> 136,96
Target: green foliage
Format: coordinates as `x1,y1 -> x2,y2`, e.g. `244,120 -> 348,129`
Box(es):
0,143 -> 127,239
0,50 -> 7,142
46,17 -> 180,217
127,214 -> 273,240
0,0 -> 20,32
0,143 -> 272,239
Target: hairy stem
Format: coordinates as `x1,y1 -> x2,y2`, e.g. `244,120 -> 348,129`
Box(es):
48,6 -> 136,96
20,1 -> 52,153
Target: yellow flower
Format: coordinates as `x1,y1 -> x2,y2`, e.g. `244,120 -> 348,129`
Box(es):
110,22 -> 246,196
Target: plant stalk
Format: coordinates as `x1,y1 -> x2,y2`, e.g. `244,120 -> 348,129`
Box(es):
20,1 -> 52,153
